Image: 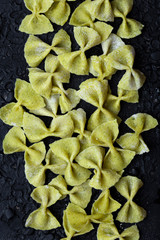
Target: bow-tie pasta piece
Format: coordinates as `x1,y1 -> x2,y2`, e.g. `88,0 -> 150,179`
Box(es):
25,185 -> 61,230
92,22 -> 113,42
91,207 -> 114,226
67,204 -> 93,232
102,33 -> 125,56
62,204 -> 94,240
76,146 -> 121,190
45,148 -> 68,175
2,126 -> 54,187
91,120 -> 119,148
45,54 -> 70,81
117,113 -> 158,154
91,34 -> 125,79
49,138 -> 91,186
92,189 -> 121,215
104,147 -> 135,172
65,203 -> 113,234
25,163 -> 47,187
3,126 -> 46,164
0,102 -> 24,127
59,88 -> 80,114
19,0 -> 54,34
70,1 -> 113,42
24,29 -> 71,67
77,79 -> 118,131
69,0 -> 96,27
78,78 -> 108,107
14,79 -> 45,110
70,0 -> 113,25
25,36 -> 50,68
31,94 -> 60,118
111,0 -> 144,39
78,130 -> 92,151
69,108 -> 87,135
49,176 -> 92,208
91,120 -> 136,171
89,56 -> 114,81
69,109 -> 92,150
23,112 -> 74,143
92,0 -> 114,22
29,54 -> 70,99
97,223 -> 140,240
125,113 -> 158,133
46,0 -> 76,26
25,147 -> 69,187
105,87 -> 139,115
69,180 -> 92,208
105,45 -> 146,90
31,86 -> 79,117
115,176 -> 147,223
0,79 -> 45,127
58,26 -> 101,75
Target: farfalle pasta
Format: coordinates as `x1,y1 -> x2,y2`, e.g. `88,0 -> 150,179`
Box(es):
31,87 -> 80,117
31,94 -> 60,118
91,120 -> 136,172
89,55 -> 114,81
111,0 -> 143,39
92,189 -> 121,214
76,146 -> 121,190
92,0 -> 114,22
25,148 -> 69,187
64,203 -> 113,235
49,175 -> 92,208
58,26 -> 101,75
88,34 -> 126,80
70,1 -> 95,27
87,64 -> 139,115
105,87 -> 139,115
0,79 -> 45,127
46,0 -> 76,26
29,54 -> 70,99
70,0 -> 113,41
101,33 -> 125,56
24,29 -> 71,67
97,224 -> 140,240
93,22 -> 113,42
77,79 -> 118,131
25,185 -> 61,230
69,109 -> 92,150
49,138 -> 91,186
19,0 -> 54,34
104,45 -> 146,90
1,0 -> 158,239
23,112 -> 74,142
115,176 -> 147,223
89,34 -> 125,80
58,88 -> 80,114
3,126 -> 46,166
71,0 -> 114,24
62,205 -> 94,240
117,113 -> 158,154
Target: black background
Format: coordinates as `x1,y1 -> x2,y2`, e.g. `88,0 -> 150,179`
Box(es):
0,0 -> 160,239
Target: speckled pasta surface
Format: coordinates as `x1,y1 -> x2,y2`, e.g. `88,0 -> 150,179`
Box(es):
0,0 -> 160,240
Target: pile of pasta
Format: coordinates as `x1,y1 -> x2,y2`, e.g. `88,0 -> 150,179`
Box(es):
0,0 -> 158,239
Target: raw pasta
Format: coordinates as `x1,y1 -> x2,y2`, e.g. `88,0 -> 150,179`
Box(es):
0,0 -> 158,239
19,0 -> 54,34
115,176 -> 147,223
25,185 -> 61,230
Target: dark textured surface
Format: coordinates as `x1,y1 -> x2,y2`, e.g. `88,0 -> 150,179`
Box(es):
0,0 -> 160,239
